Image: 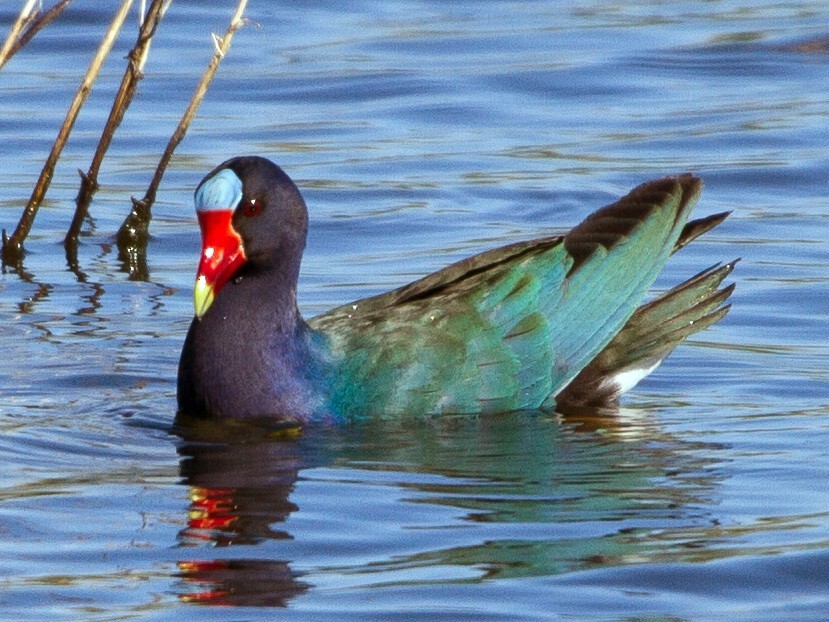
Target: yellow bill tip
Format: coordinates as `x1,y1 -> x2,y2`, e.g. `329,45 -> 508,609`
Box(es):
194,275 -> 215,319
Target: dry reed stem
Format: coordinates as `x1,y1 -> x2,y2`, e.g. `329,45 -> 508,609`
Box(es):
9,0 -> 75,64
0,0 -> 39,71
117,0 -> 249,278
65,0 -> 169,262
2,0 -> 135,267
136,0 -> 249,212
0,1 -> 75,71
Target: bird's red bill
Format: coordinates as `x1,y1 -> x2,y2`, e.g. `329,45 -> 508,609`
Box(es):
194,209 -> 246,318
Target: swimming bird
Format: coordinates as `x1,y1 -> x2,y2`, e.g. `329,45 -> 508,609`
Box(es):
177,156 -> 734,423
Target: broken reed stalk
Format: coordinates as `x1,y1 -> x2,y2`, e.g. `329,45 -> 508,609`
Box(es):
117,0 -> 249,279
0,0 -> 38,71
1,0 -> 74,69
65,0 -> 169,266
1,0 -> 135,268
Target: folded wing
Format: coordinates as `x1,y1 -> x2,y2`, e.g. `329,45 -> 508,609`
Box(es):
310,175 -> 714,418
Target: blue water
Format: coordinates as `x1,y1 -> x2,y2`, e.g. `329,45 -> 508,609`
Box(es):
1,1 -> 828,620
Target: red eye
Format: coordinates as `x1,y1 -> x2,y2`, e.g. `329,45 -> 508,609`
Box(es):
242,199 -> 262,217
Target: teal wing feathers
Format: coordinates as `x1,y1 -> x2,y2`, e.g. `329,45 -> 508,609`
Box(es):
308,175 -> 705,419
556,210 -> 734,408
557,260 -> 736,408
309,237 -> 569,417
544,175 -> 701,394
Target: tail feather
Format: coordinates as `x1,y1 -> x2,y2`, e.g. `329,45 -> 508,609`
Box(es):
557,260 -> 737,408
674,211 -> 730,253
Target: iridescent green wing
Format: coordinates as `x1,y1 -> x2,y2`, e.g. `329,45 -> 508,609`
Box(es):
309,175 -> 701,419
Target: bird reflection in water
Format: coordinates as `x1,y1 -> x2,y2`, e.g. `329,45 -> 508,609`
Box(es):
171,406 -> 726,606
174,420 -> 312,606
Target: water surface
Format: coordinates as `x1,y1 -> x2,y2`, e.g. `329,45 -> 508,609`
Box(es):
1,1 -> 828,620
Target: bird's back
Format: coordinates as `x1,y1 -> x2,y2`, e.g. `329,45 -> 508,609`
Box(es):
310,175 -> 703,419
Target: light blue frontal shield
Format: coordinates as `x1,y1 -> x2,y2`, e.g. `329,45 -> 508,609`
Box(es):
195,168 -> 243,213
